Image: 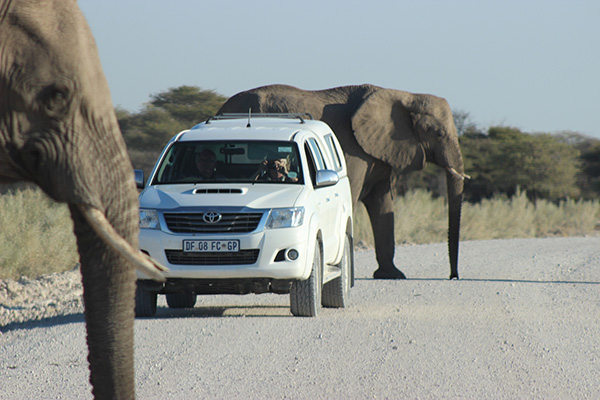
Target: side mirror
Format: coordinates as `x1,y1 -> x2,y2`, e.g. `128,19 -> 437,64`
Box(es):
134,169 -> 145,189
315,170 -> 339,188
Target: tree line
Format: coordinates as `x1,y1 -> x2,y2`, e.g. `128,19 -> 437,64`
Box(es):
119,85 -> 600,202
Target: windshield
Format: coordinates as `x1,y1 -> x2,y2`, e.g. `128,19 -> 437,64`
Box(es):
152,140 -> 303,185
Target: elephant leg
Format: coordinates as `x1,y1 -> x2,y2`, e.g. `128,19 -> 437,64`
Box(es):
362,181 -> 406,279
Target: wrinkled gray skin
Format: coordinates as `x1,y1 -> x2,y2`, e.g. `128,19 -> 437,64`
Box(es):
1,1 -> 139,398
219,85 -> 465,279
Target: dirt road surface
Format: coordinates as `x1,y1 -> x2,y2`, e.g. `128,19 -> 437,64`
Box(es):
2,236 -> 600,399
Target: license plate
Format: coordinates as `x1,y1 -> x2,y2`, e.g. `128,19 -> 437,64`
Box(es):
183,239 -> 240,253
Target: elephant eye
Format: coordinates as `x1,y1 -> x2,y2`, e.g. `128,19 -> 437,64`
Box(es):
437,129 -> 447,139
39,82 -> 73,118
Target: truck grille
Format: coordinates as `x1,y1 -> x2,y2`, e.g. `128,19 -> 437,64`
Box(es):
164,212 -> 263,233
165,249 -> 260,265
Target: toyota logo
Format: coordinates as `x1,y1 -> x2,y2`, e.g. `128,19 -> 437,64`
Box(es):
203,211 -> 222,224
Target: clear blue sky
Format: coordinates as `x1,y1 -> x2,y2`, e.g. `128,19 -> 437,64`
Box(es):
79,0 -> 600,138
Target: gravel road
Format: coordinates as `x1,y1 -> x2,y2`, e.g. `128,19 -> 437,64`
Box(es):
2,236 -> 600,399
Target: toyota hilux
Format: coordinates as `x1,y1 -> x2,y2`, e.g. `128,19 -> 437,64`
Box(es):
135,114 -> 353,317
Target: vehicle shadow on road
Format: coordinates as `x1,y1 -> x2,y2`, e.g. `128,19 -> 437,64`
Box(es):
0,312 -> 84,334
152,304 -> 292,319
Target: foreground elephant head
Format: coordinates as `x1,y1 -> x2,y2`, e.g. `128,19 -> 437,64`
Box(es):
1,1 -> 164,398
218,84 -> 467,279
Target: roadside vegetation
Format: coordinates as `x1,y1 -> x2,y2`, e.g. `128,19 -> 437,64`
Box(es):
1,187 -> 598,280
1,85 -> 599,279
0,188 -> 78,280
354,189 -> 599,247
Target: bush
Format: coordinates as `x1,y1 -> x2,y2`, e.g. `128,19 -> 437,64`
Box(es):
459,127 -> 583,201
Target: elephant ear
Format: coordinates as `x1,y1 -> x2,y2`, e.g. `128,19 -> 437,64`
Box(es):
350,89 -> 426,171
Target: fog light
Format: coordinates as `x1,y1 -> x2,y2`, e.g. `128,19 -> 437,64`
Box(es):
287,249 -> 299,260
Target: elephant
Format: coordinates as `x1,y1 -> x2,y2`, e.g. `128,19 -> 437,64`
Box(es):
1,1 -> 164,398
218,84 -> 468,279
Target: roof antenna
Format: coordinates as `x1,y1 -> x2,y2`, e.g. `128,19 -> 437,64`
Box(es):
247,108 -> 252,128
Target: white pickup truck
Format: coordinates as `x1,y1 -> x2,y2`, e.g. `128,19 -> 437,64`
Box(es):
135,114 -> 354,317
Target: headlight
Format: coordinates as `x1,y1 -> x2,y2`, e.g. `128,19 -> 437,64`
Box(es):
139,209 -> 160,229
266,207 -> 304,229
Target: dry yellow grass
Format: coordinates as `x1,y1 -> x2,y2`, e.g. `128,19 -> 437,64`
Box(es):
1,188 -> 598,279
0,188 -> 78,279
354,189 -> 600,247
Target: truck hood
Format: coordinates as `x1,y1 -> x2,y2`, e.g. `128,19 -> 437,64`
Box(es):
139,184 -> 304,210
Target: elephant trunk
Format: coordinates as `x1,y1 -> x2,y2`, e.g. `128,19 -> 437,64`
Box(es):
59,135 -> 141,399
58,116 -> 163,398
71,203 -> 136,400
446,168 -> 465,279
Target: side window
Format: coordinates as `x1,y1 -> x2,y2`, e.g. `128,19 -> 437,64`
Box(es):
304,142 -> 318,185
307,138 -> 326,170
325,134 -> 342,172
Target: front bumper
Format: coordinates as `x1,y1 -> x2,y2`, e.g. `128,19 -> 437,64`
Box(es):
138,223 -> 311,281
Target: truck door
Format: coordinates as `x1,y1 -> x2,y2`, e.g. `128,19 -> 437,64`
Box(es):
304,137 -> 341,264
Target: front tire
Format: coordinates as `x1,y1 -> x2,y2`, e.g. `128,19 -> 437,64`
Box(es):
322,233 -> 351,308
290,241 -> 322,317
135,284 -> 157,317
166,292 -> 197,309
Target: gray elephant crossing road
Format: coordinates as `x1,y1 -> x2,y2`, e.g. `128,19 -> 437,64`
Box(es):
218,84 -> 468,280
3,237 -> 599,398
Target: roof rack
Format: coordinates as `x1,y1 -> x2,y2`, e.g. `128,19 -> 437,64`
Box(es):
205,111 -> 314,127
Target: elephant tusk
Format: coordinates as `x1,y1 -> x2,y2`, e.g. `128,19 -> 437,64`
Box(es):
77,204 -> 168,282
447,167 -> 471,181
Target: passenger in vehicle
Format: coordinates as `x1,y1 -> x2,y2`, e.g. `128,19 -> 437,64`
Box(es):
194,149 -> 225,180
253,157 -> 298,182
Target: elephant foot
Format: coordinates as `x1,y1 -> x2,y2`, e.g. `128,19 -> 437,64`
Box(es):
373,268 -> 407,280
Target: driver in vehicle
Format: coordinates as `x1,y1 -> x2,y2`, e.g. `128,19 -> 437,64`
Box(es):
194,149 -> 225,180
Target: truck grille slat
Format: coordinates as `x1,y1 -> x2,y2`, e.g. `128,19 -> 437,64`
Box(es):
165,249 -> 260,265
164,212 -> 263,233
